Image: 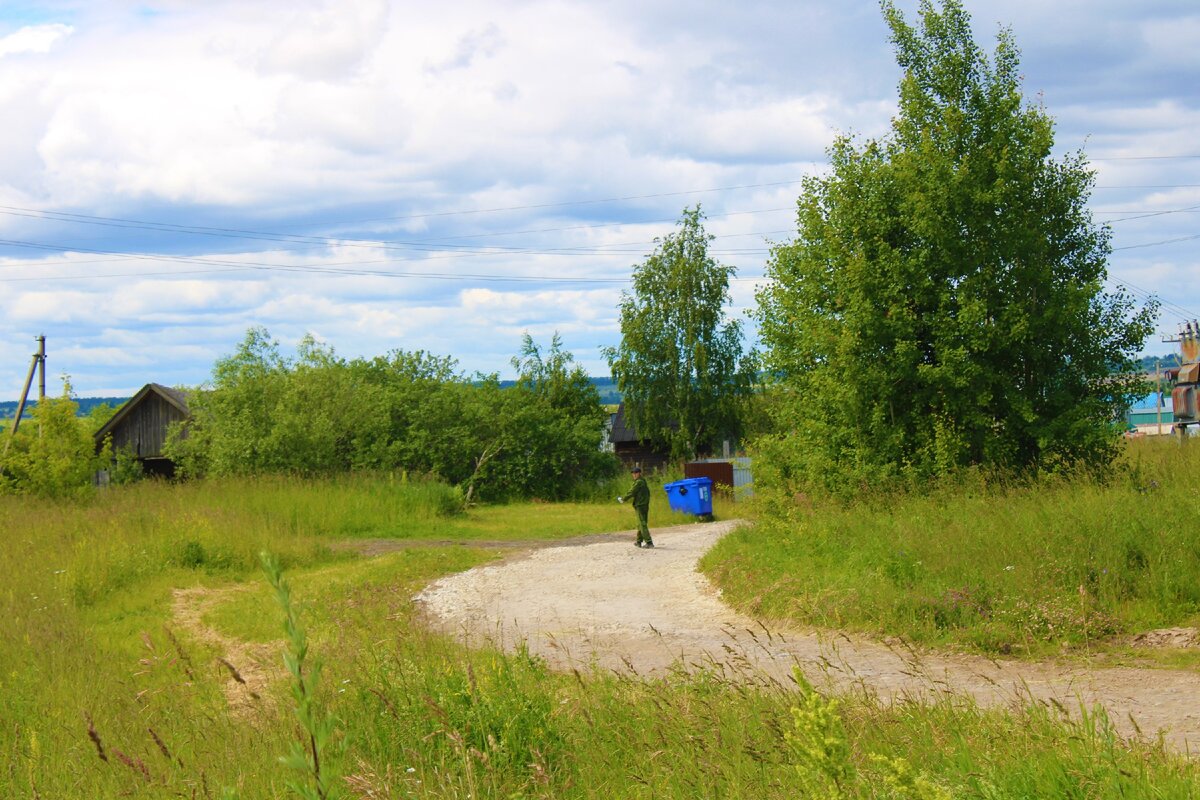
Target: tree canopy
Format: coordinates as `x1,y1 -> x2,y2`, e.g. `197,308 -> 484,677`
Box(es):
604,206 -> 754,461
0,379 -> 112,498
167,328 -> 616,501
755,0 -> 1156,495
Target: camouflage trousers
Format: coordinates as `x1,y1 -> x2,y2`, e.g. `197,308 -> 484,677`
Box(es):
634,505 -> 652,545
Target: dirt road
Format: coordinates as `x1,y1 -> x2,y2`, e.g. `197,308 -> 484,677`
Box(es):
415,520 -> 1200,751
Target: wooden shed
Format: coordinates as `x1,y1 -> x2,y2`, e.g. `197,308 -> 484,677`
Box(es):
608,403 -> 672,473
93,383 -> 190,477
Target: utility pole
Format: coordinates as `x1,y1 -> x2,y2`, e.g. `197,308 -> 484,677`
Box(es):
37,334 -> 46,403
1164,322 -> 1199,444
1156,358 -> 1162,436
3,335 -> 48,466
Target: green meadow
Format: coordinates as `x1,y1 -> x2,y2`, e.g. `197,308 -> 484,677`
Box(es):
2,459 -> 1199,798
703,439 -> 1200,664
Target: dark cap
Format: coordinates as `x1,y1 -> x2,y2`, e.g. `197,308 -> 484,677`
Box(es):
631,466 -> 642,473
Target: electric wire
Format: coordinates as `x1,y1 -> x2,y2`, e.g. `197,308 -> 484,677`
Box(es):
0,237 -> 778,284
1111,276 -> 1200,322
1097,204 -> 1200,222
1113,232 -> 1200,251
0,204 -> 797,259
0,172 -> 1197,289
1095,184 -> 1200,189
1088,155 -> 1200,160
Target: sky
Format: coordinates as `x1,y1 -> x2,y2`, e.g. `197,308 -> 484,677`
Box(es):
0,0 -> 1197,400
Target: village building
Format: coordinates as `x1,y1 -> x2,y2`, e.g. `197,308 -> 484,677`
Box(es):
607,402 -> 672,473
93,383 -> 190,478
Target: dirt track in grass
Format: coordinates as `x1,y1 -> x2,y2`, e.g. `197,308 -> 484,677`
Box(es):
414,519 -> 1200,752
171,586 -> 283,718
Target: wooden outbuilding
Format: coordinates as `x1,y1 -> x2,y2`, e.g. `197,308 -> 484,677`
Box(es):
93,383 -> 190,477
608,403 -> 672,473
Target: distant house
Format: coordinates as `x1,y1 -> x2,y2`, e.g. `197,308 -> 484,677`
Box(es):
93,383 -> 190,477
608,403 -> 672,472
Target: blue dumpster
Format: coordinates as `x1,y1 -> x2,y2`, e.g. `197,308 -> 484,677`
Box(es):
663,477 -> 714,519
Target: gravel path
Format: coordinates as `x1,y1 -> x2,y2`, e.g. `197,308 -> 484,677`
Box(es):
415,519 -> 1200,751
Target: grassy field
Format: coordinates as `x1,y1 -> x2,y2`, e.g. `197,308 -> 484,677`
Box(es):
1,466 -> 1198,797
702,438 -> 1200,661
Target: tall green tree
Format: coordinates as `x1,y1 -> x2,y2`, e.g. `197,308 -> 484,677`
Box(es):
755,0 -> 1156,495
506,332 -> 614,496
513,332 -> 601,423
168,328 -> 615,501
604,206 -> 753,460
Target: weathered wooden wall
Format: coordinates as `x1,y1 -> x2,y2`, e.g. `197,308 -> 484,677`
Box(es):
107,393 -> 186,458
614,442 -> 671,473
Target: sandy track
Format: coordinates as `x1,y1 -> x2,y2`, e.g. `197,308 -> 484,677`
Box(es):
171,586 -> 282,718
416,520 -> 1200,751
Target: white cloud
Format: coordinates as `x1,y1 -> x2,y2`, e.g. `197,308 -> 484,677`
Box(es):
0,0 -> 1198,397
1140,17 -> 1200,67
424,22 -> 503,75
8,289 -> 102,323
259,0 -> 389,80
0,24 -> 73,58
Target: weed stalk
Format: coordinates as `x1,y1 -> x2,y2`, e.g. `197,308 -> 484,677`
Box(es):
261,551 -> 341,800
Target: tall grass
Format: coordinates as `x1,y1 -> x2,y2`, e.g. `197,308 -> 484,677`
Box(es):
703,437 -> 1200,656
0,472 -> 716,797
2,467 -> 1195,798
335,616 -> 1200,799
240,543 -> 1200,799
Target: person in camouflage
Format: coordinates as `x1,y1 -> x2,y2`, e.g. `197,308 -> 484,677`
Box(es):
618,465 -> 654,548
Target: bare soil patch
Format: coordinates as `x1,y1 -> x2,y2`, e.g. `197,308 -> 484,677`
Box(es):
1132,627 -> 1200,649
416,520 -> 1200,752
171,586 -> 283,719
335,531 -> 634,558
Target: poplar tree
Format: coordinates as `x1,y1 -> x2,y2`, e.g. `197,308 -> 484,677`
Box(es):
755,0 -> 1156,493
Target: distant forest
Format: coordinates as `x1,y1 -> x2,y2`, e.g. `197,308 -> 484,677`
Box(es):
1138,353 -> 1184,371
0,396 -> 129,421
0,361 -> 1181,422
0,377 -> 625,420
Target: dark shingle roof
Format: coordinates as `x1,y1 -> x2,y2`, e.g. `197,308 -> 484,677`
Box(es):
150,383 -> 190,414
93,383 -> 191,444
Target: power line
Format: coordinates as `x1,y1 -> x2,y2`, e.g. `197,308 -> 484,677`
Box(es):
302,180 -> 811,225
2,170 -> 1198,286
0,204 -> 795,259
0,237 -> 768,284
0,224 -> 781,275
1097,203 -> 1200,222
0,238 -> 624,283
1,174 -> 1198,260
1095,184 -> 1200,189
1113,232 -> 1200,252
1111,276 -> 1200,321
430,207 -> 794,241
1089,155 -> 1200,161
0,179 -> 809,240
4,185 -> 1198,248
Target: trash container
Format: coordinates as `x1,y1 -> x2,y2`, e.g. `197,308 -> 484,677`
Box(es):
662,477 -> 714,520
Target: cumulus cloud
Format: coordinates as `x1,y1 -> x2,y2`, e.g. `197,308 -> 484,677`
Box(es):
0,23 -> 73,58
424,22 -> 504,74
0,0 -> 1196,397
259,0 -> 390,80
